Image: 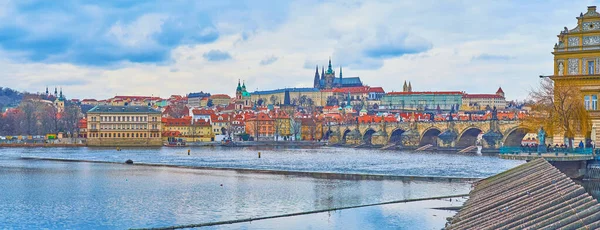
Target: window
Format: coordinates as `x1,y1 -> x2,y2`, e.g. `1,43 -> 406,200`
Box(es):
594,95 -> 598,110
585,95 -> 591,110
590,61 -> 595,75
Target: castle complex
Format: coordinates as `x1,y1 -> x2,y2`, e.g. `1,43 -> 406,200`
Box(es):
313,58 -> 363,89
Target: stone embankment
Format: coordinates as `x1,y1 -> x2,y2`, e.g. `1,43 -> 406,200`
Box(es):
447,158 -> 600,229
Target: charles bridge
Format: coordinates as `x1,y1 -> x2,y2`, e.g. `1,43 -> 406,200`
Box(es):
327,120 -> 526,150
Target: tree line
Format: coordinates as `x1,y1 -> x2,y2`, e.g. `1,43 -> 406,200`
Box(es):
0,100 -> 81,136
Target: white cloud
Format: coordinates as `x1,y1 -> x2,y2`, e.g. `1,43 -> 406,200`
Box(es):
0,0 -> 595,101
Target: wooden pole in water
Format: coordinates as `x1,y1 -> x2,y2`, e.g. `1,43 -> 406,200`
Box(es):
258,152 -> 261,158
188,149 -> 190,155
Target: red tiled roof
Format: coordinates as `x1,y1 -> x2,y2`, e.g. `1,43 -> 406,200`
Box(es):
463,94 -> 504,99
162,117 -> 191,126
331,86 -> 371,94
496,87 -> 504,94
192,109 -> 215,115
387,91 -> 463,95
82,99 -> 97,102
368,87 -> 385,93
210,94 -> 231,99
113,96 -> 162,101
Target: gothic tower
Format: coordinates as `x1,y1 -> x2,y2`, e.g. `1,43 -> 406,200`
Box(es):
403,81 -> 408,92
408,82 -> 412,92
324,57 -> 336,89
339,66 -> 343,88
313,65 -> 320,88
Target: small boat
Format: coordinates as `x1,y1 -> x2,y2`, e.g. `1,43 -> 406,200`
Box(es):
164,141 -> 186,147
164,137 -> 186,147
220,136 -> 236,147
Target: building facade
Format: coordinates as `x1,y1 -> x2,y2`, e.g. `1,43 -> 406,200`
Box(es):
552,6 -> 600,145
251,88 -> 333,107
245,112 -> 274,141
381,91 -> 463,111
210,94 -> 232,106
462,87 -> 507,111
187,92 -> 210,108
86,105 -> 162,146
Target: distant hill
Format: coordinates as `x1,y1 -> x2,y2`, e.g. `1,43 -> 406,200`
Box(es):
0,87 -> 23,109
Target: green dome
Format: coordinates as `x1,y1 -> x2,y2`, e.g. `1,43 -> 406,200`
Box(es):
242,92 -> 251,97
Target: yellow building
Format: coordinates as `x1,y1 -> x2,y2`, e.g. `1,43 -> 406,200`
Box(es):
162,117 -> 214,142
250,88 -> 333,107
461,88 -> 507,111
552,6 -> 600,145
271,110 -> 291,140
210,94 -> 232,106
86,105 -> 162,146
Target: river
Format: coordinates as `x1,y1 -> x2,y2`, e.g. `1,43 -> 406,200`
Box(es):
0,147 -> 523,229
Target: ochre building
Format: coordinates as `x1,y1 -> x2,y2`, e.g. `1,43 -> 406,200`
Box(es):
86,105 -> 162,146
552,6 -> 600,144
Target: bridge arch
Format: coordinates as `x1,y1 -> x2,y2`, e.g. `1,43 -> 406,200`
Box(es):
503,126 -> 532,147
419,127 -> 442,147
362,129 -> 377,145
456,127 -> 484,147
341,129 -> 351,143
388,128 -> 406,145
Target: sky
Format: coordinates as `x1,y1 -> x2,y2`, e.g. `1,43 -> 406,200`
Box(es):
0,0 -> 596,100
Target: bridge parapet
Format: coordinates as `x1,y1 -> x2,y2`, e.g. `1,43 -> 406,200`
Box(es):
330,120 -> 522,148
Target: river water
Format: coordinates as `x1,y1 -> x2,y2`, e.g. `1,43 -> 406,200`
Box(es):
0,147 -> 523,229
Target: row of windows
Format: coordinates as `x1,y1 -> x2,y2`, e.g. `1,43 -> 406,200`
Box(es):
91,116 -> 158,122
100,124 -> 148,130
89,133 -> 159,138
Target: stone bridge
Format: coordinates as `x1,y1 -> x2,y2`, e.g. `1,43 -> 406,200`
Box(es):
327,120 -> 527,149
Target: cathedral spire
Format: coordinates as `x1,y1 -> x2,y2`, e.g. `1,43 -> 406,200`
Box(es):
339,66 -> 343,88
314,65 -> 321,88
321,66 -> 325,80
408,82 -> 412,92
403,81 -> 408,92
54,87 -> 58,97
327,57 -> 333,73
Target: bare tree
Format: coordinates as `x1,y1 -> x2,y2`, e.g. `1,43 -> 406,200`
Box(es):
40,105 -> 59,134
269,95 -> 278,106
290,117 -> 301,141
167,102 -> 189,118
60,105 -> 81,138
525,78 -> 591,148
20,101 -> 38,135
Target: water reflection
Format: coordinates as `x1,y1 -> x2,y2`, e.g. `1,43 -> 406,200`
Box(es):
0,159 -> 471,229
203,198 -> 466,230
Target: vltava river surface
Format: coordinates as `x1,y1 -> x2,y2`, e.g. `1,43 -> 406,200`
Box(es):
7,146 -> 522,178
0,147 -> 523,229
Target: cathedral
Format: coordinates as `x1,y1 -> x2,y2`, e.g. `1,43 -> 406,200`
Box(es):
313,58 -> 363,89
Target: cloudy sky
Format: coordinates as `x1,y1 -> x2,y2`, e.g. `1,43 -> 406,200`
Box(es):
0,0 -> 595,100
